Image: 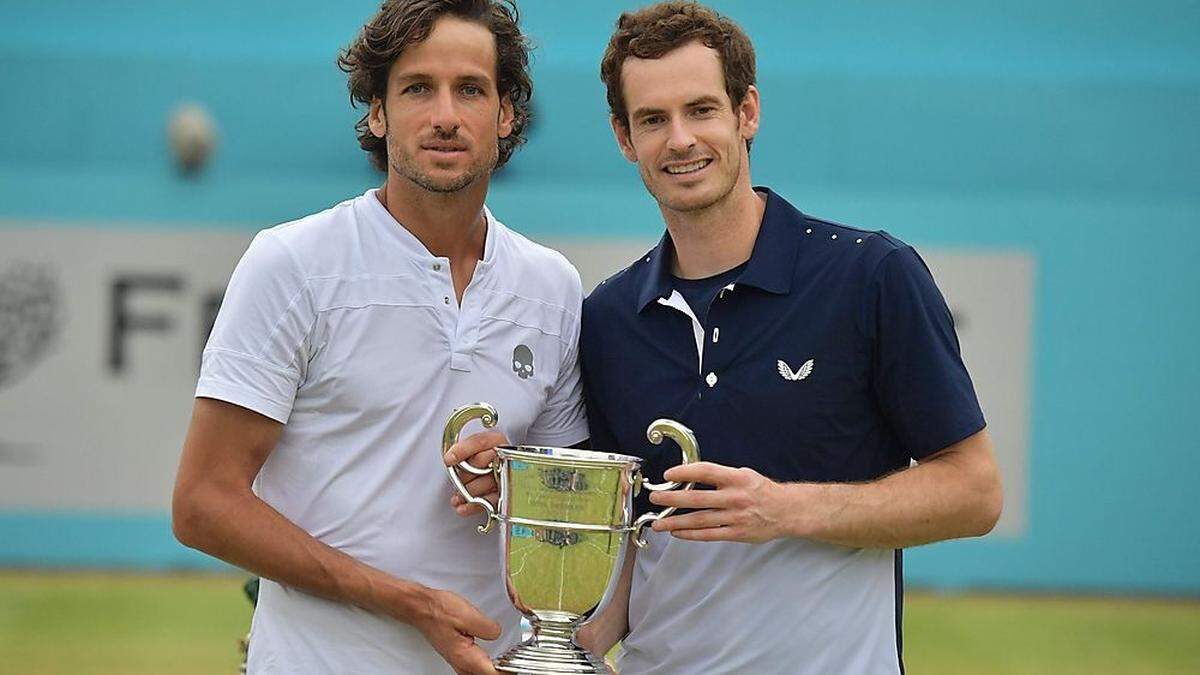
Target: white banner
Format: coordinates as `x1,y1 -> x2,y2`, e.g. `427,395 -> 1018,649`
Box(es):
0,226 -> 1030,535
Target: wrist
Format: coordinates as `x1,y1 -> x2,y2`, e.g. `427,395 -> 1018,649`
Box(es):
349,569 -> 433,627
780,481 -> 838,540
390,579 -> 437,627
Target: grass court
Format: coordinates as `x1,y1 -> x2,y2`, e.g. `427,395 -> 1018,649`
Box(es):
3,573 -> 1198,674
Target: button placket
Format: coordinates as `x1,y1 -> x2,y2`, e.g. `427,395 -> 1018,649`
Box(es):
448,260 -> 485,372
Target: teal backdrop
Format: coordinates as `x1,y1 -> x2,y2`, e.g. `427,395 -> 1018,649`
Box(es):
1,1 -> 1197,594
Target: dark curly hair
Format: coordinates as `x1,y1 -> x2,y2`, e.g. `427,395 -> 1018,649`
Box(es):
600,1 -> 756,148
338,0 -> 532,172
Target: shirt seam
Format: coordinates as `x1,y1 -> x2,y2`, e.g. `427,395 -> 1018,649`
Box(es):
855,245 -> 910,342
202,346 -> 298,378
258,230 -> 318,364
479,288 -> 579,322
479,312 -> 570,344
320,300 -> 438,313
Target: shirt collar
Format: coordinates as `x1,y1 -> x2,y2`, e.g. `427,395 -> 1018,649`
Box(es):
362,188 -> 499,267
635,186 -> 802,312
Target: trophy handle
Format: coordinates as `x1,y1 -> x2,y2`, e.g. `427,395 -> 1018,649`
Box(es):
631,419 -> 700,548
442,403 -> 500,534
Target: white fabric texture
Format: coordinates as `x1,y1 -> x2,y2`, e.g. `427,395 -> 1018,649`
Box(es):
617,530 -> 900,675
196,190 -> 589,673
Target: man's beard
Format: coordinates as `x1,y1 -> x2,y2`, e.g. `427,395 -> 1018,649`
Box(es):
388,134 -> 498,194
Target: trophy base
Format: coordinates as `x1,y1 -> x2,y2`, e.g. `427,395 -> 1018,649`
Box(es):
495,645 -> 610,674
495,641 -> 611,674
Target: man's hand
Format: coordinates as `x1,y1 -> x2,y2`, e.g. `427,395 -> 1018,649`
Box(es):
648,430 -> 1001,549
444,431 -> 507,517
408,587 -> 502,675
648,461 -> 795,543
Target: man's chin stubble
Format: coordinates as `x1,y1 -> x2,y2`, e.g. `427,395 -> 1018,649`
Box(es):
393,163 -> 482,194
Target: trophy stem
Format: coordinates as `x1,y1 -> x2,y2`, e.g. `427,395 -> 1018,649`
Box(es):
495,616 -> 611,674
528,616 -> 575,648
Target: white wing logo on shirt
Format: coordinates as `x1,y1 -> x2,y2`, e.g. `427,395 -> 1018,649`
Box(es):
777,359 -> 814,382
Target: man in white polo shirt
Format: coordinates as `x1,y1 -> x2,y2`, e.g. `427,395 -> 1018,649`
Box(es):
170,2 -> 587,673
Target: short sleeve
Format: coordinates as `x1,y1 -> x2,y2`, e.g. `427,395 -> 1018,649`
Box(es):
195,230 -> 315,423
867,245 -> 985,459
524,269 -> 590,447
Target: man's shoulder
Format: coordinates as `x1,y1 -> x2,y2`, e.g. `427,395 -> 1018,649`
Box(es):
792,210 -> 912,277
492,221 -> 584,311
499,225 -> 577,279
582,250 -> 654,318
263,195 -> 362,259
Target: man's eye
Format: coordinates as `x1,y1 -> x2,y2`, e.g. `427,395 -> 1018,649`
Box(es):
462,84 -> 483,97
693,106 -> 716,116
641,116 -> 664,126
404,83 -> 429,95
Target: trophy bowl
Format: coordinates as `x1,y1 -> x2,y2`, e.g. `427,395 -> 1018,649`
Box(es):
442,403 -> 699,675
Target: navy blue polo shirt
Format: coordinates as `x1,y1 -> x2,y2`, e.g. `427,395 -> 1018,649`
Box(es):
580,187 -> 985,495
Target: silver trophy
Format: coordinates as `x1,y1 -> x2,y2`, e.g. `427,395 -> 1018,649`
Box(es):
442,402 -> 699,674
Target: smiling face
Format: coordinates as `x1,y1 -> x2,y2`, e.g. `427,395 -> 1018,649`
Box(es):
612,41 -> 759,215
368,16 -> 515,194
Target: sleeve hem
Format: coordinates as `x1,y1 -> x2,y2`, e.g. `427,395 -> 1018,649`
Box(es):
195,381 -> 292,424
910,419 -> 987,461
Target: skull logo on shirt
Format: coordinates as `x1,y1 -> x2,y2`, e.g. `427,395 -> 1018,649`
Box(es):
512,344 -> 534,380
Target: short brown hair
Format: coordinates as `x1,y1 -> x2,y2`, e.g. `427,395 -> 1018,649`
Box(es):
338,0 -> 532,172
600,2 -> 756,132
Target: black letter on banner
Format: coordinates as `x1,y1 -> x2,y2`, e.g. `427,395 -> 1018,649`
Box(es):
109,274 -> 184,373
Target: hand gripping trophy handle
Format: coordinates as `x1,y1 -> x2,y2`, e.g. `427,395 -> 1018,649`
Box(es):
631,419 -> 700,548
441,402 -> 501,534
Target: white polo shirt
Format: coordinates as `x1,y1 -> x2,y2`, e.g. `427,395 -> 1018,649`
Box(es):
196,189 -> 589,674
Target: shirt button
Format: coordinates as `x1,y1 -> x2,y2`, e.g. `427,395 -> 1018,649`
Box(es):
433,263 -> 442,271
443,296 -> 450,304
705,372 -> 718,387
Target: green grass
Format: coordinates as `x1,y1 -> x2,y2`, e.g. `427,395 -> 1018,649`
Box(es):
1,572 -> 1198,674
905,592 -> 1200,674
0,572 -> 249,675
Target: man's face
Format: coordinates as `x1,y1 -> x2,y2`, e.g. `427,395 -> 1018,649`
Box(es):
613,41 -> 759,214
368,17 -> 514,193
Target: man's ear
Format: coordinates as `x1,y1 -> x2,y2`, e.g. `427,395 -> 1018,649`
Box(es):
610,116 -> 638,163
497,94 -> 515,139
368,98 -> 387,138
737,85 -> 761,142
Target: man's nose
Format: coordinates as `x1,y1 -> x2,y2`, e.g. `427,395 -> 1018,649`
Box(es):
665,117 -> 697,153
430,88 -> 461,134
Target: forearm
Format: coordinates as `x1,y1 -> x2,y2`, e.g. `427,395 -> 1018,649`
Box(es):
788,431 -> 1002,549
173,485 -> 430,624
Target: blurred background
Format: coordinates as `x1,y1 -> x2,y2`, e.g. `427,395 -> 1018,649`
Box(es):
1,1 -> 1197,673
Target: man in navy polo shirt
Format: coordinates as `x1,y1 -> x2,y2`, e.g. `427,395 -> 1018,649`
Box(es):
575,3 -> 1004,673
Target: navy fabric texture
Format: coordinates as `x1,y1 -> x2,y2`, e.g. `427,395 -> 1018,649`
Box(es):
670,262 -> 747,329
580,188 -> 986,504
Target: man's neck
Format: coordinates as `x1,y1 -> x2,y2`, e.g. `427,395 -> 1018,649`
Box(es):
663,182 -> 767,280
377,173 -> 491,262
